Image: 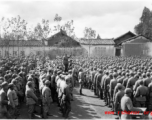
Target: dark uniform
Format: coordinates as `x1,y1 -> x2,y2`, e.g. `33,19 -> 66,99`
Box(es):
134,80 -> 149,107
114,84 -> 124,117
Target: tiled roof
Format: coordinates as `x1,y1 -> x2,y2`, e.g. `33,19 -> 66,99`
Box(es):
47,30 -> 81,47
120,35 -> 151,44
0,40 -> 44,46
114,31 -> 136,41
80,38 -> 114,45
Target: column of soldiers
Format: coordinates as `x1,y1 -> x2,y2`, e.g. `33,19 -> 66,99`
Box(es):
86,56 -> 152,119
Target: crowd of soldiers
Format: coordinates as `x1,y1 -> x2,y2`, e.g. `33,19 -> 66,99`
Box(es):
1,54 -> 152,119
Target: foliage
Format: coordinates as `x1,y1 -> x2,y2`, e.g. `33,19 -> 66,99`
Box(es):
83,27 -> 96,39
54,14 -> 62,32
54,14 -> 75,37
2,15 -> 27,40
34,19 -> 51,40
134,7 -> 152,40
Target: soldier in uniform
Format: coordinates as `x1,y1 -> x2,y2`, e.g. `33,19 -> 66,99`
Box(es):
96,70 -> 103,99
114,84 -> 124,118
121,88 -> 143,119
7,83 -> 19,118
78,68 -> 90,95
122,73 -> 129,88
104,74 -> 113,106
61,76 -> 71,118
102,71 -> 109,100
25,81 -> 38,119
134,80 -> 149,107
143,72 -> 152,87
0,82 -> 10,118
50,70 -> 57,103
42,80 -> 52,118
109,73 -> 117,110
63,54 -> 71,72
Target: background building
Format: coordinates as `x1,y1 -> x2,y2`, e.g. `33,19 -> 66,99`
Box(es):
80,36 -> 115,56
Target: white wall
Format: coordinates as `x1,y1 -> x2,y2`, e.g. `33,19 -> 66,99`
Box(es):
81,44 -> 115,56
0,46 -> 56,57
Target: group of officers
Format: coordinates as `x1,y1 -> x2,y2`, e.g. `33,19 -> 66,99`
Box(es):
1,55 -> 152,119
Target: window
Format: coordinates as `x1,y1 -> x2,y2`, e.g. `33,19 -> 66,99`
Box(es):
13,51 -> 17,56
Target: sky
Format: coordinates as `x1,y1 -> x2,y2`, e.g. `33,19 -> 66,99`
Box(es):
0,0 -> 151,39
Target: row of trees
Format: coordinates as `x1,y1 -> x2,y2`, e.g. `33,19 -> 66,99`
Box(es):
0,14 -> 77,41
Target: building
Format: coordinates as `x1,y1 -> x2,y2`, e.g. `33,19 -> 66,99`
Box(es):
80,36 -> 115,56
47,29 -> 81,47
114,31 -> 152,57
0,39 -> 45,57
46,29 -> 85,57
114,31 -> 136,56
119,35 -> 152,57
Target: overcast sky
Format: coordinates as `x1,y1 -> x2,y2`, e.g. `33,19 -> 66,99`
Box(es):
0,0 -> 151,38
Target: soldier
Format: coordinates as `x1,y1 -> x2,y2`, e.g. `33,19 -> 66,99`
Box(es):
68,71 -> 74,101
72,66 -> 78,87
96,70 -> 103,99
117,72 -> 125,84
143,72 -> 152,87
102,71 -> 109,100
134,80 -> 149,107
109,73 -> 117,110
78,68 -> 89,95
122,73 -> 129,87
104,74 -> 113,106
61,76 -> 71,118
93,70 -> 99,96
0,82 -> 10,118
7,83 -> 19,118
25,81 -> 38,119
121,88 -> 143,119
63,54 -> 71,72
50,70 -> 57,103
114,84 -> 124,118
42,80 -> 52,118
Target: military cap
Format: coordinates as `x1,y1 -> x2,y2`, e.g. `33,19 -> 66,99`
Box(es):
1,81 -> 8,88
27,77 -> 33,81
146,72 -> 150,77
45,80 -> 50,85
142,73 -> 146,78
8,83 -> 14,89
27,81 -> 33,87
117,83 -> 123,90
139,80 -> 143,85
113,73 -> 117,78
130,72 -> 134,76
125,88 -> 132,94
